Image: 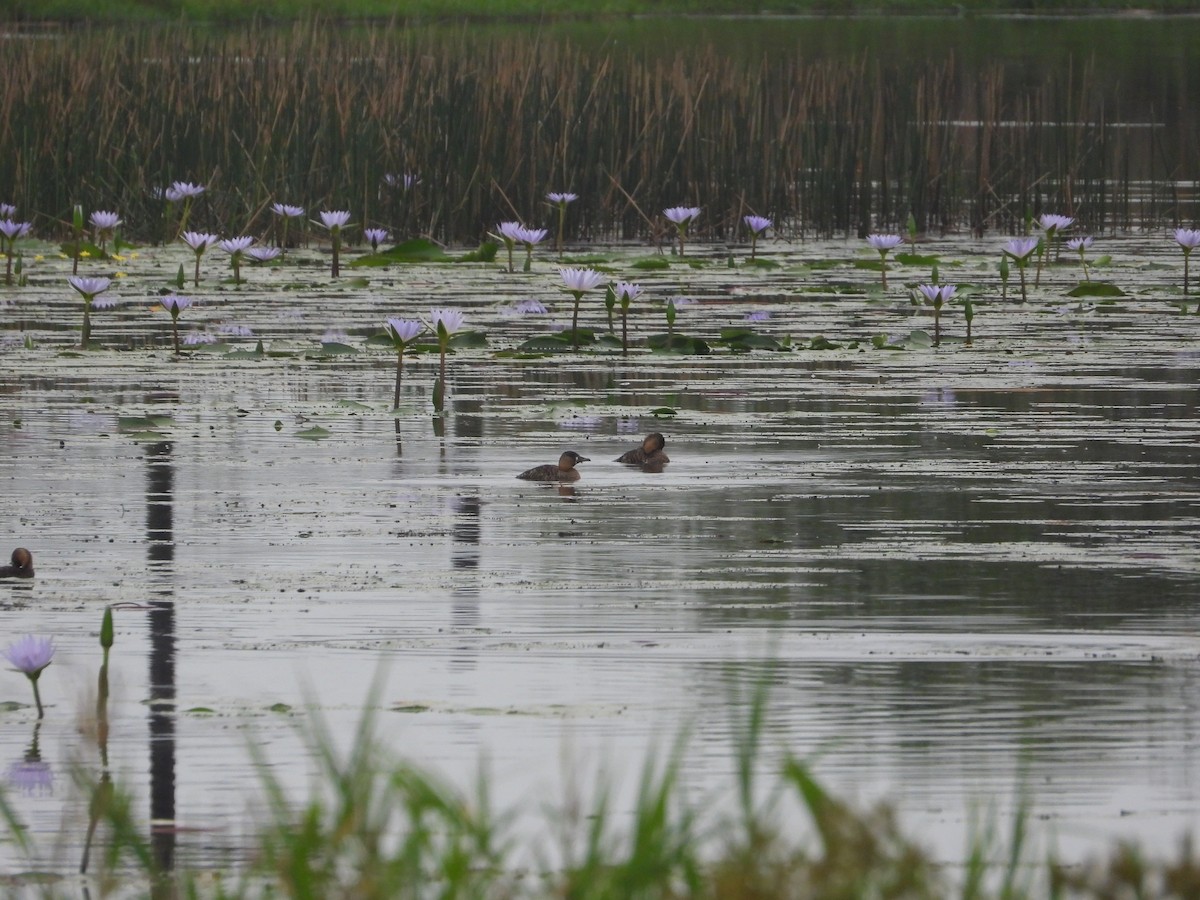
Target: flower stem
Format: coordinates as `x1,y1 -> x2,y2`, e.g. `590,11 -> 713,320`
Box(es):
393,351 -> 405,410
31,676 -> 43,719
570,291 -> 582,350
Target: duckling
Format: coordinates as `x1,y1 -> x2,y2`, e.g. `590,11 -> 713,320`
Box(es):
0,548 -> 34,579
616,432 -> 670,467
517,451 -> 590,482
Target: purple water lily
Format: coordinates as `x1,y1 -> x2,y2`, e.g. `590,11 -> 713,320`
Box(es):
916,283 -> 957,346
247,246 -> 282,264
1174,228 -> 1200,301
68,275 -> 114,347
1067,236 -> 1094,282
0,218 -> 31,285
363,228 -> 389,253
430,308 -> 465,413
1004,237 -> 1039,303
166,181 -> 206,237
866,233 -> 903,288
160,294 -> 193,355
744,214 -> 772,261
316,210 -> 352,277
663,206 -> 701,256
615,281 -> 643,356
3,635 -> 54,718
89,210 -> 122,253
559,267 -> 606,349
271,203 -> 305,249
517,225 -> 547,272
493,221 -> 525,273
384,317 -> 424,409
217,236 -> 255,285
547,192 -> 578,256
181,231 -> 218,287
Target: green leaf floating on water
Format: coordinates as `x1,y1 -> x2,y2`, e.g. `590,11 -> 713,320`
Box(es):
352,237 -> 450,265
318,342 -> 359,355
904,329 -> 934,348
224,340 -> 266,359
295,426 -> 332,440
718,328 -> 782,351
450,330 -> 488,349
1067,282 -> 1126,297
650,407 -> 677,417
646,333 -> 710,354
631,256 -> 671,270
518,335 -> 575,352
895,252 -> 939,266
119,415 -> 174,431
335,400 -> 372,411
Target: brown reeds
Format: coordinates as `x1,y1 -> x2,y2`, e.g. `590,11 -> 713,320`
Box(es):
0,21 -> 1191,244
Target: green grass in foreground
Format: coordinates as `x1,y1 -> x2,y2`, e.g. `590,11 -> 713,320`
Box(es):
4,0 -> 1200,23
5,678 -> 1200,897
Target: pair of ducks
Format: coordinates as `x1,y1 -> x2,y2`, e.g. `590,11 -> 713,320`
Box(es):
0,548 -> 34,578
518,433 -> 669,482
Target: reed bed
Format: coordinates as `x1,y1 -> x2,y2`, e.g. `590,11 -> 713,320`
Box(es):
0,21 -> 1195,244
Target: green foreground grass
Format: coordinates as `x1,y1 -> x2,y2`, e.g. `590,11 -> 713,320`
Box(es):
5,679 -> 1200,898
3,0 -> 1200,24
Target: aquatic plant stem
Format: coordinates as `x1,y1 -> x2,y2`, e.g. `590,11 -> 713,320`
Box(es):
569,289 -> 584,350
81,302 -> 91,349
31,678 -> 43,719
393,350 -> 406,410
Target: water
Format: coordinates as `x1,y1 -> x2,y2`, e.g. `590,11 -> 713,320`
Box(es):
1,234 -> 1199,883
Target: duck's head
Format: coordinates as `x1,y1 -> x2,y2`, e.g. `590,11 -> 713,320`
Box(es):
10,548 -> 33,573
558,451 -> 590,471
642,432 -> 666,453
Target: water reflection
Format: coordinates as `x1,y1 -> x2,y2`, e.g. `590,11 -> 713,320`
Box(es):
450,494 -> 482,650
144,438 -> 177,883
5,723 -> 52,797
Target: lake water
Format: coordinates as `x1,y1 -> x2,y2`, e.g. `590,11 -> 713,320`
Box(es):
1,231 -> 1198,885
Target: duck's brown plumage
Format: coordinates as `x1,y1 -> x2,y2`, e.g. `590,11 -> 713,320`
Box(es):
517,451 -> 590,482
0,548 -> 34,579
616,432 -> 670,466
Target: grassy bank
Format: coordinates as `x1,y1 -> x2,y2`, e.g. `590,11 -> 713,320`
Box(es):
4,678 -> 1199,898
3,0 -> 1200,23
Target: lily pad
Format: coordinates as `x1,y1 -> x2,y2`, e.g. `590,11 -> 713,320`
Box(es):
646,333 -> 710,354
295,426 -> 332,440
631,256 -> 672,270
1067,282 -> 1126,297
317,341 -> 359,355
119,415 -> 174,431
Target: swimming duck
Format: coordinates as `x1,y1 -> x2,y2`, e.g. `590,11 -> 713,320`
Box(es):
517,451 -> 590,482
616,432 -> 670,467
0,548 -> 34,578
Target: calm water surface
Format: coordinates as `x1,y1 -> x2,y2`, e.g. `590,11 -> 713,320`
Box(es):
1,234 -> 1199,882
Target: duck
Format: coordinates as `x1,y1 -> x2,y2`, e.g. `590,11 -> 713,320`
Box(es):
0,548 -> 34,579
616,432 -> 670,467
517,451 -> 590,482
